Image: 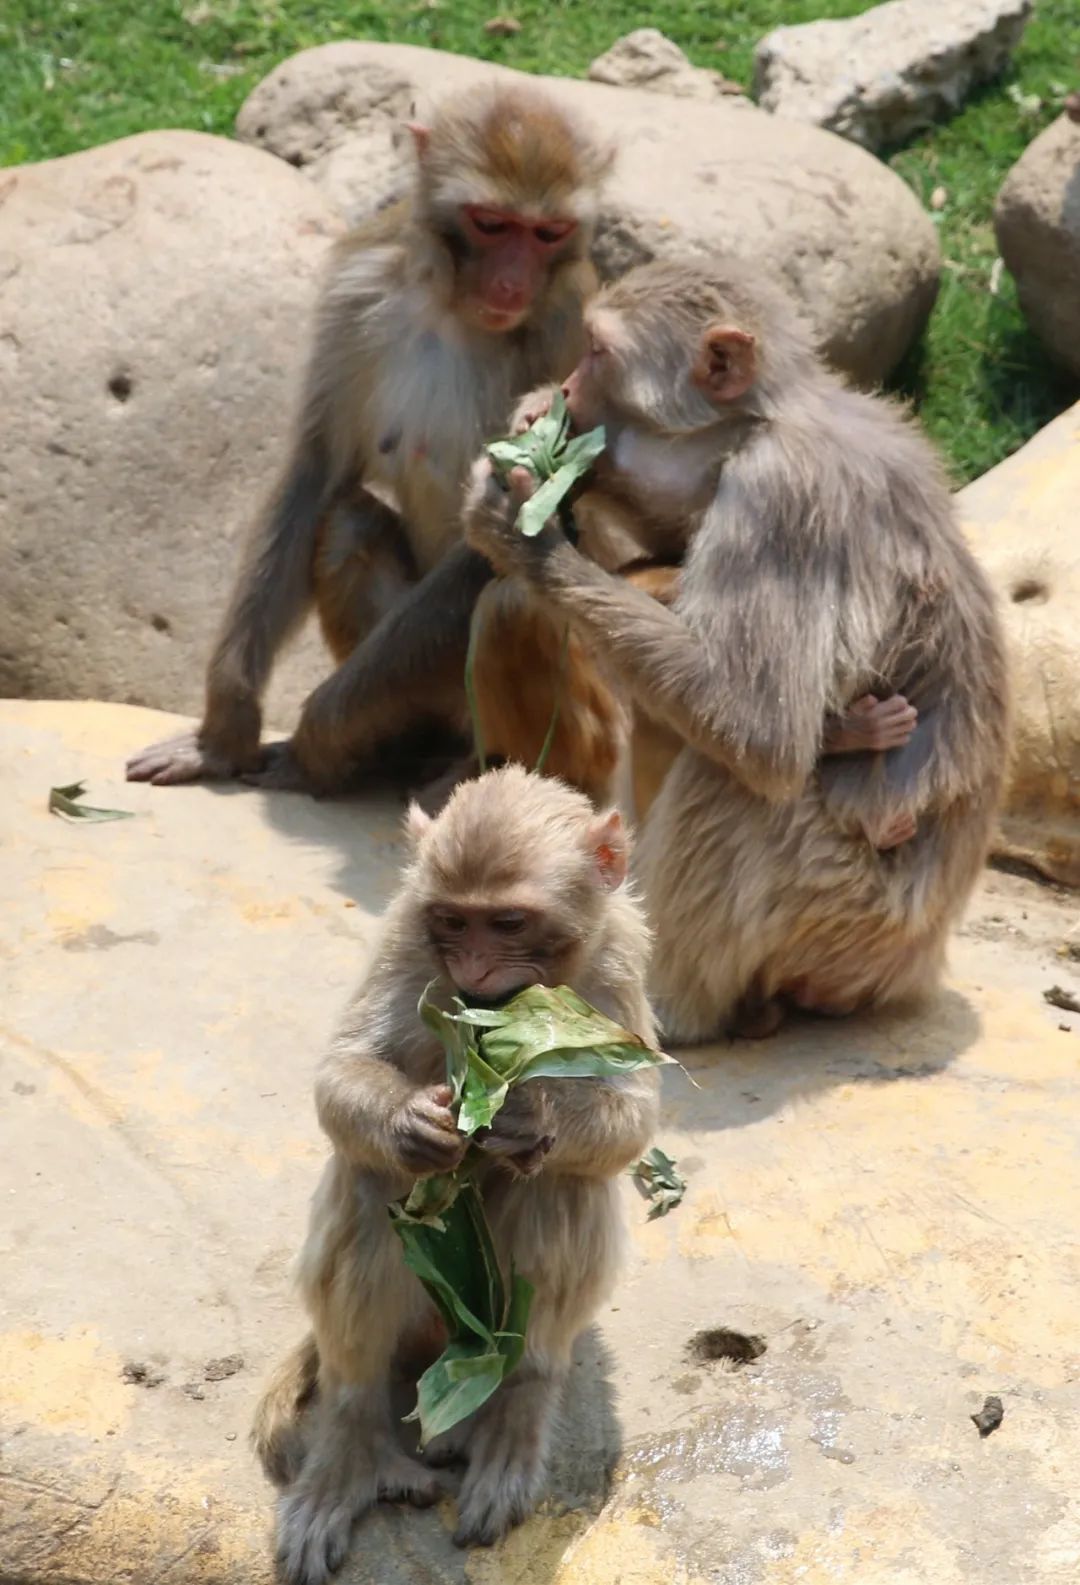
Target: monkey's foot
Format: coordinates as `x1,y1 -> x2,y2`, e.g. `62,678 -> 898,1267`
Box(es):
277,1447 -> 440,1585
423,1420 -> 475,1469
241,740 -> 331,796
730,995 -> 786,1040
452,1381 -> 553,1547
125,730 -> 240,786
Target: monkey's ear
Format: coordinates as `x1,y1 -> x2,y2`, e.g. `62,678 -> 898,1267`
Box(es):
693,326 -> 757,404
588,810 -> 628,891
406,122 -> 432,159
404,801 -> 433,846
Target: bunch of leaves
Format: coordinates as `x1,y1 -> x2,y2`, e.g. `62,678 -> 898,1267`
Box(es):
390,980 -> 672,1443
485,390 -> 605,539
632,1145 -> 687,1220
48,782 -> 134,823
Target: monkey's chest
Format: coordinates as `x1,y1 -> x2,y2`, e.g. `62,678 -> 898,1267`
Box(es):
368,331 -> 517,572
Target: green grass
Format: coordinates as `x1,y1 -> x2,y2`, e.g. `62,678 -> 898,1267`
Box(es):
2,0 -> 1078,482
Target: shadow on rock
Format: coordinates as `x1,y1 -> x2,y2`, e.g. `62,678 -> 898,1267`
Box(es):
659,984 -> 981,1133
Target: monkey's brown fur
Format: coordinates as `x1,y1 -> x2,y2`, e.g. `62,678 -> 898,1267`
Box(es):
126,84 -> 613,795
252,767 -> 657,1581
464,257 -> 1011,1043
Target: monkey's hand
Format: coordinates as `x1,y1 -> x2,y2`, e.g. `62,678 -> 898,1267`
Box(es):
823,694 -> 918,756
391,1084 -> 468,1176
863,809 -> 918,850
508,384 -> 559,436
475,1085 -> 554,1178
125,729 -> 255,786
463,458 -> 562,577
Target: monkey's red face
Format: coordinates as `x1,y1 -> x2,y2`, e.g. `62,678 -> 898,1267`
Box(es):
459,206 -> 579,333
426,901 -> 573,1001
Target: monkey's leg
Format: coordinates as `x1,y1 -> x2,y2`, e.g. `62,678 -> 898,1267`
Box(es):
313,490 -> 417,663
275,1160 -> 440,1585
471,580 -> 627,806
452,1174 -> 621,1547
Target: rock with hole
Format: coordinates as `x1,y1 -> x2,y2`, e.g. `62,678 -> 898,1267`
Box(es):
994,113 -> 1080,379
959,400 -> 1080,886
235,39 -> 941,385
0,131 -> 343,719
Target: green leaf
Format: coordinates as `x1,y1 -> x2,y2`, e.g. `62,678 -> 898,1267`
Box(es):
418,981 -> 478,1102
495,1271 -> 535,1378
408,1342 -> 507,1446
483,391 -> 605,538
397,1172 -> 462,1228
633,1146 -> 688,1220
487,439 -> 533,475
476,985 -> 668,1082
48,782 -> 135,823
561,426 -> 607,472
392,1209 -> 496,1345
458,1055 -> 509,1135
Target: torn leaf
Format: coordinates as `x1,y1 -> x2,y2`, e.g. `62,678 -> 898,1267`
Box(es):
49,782 -> 135,823
633,1145 -> 687,1219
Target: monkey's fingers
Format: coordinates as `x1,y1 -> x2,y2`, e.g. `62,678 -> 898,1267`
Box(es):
125,732 -> 225,785
240,741 -> 319,794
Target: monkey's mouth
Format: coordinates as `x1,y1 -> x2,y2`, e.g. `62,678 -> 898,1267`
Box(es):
458,984 -> 531,1011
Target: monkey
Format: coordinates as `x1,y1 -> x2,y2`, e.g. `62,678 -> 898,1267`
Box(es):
462,256 -> 1010,1044
125,83 -> 614,796
251,765 -> 659,1581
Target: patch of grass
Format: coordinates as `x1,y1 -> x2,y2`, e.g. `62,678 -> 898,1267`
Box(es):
2,0 -> 1078,481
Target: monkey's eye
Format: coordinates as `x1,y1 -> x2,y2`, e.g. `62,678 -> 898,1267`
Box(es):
465,207 -> 512,237
533,220 -> 577,246
490,912 -> 527,935
433,911 -> 468,936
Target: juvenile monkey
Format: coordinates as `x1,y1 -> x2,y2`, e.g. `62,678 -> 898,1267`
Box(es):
126,85 -> 613,795
464,258 -> 1010,1043
252,766 -> 658,1581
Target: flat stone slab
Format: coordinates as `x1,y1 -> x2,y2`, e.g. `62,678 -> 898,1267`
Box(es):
2,700 -> 1078,1584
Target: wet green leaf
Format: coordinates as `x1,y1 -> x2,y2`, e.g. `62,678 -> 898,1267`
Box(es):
48,781 -> 135,823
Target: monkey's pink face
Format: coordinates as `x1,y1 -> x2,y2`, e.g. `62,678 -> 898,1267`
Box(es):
426,901 -> 573,1001
561,311 -> 624,432
459,207 -> 578,333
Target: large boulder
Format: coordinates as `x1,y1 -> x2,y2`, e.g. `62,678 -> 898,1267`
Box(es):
959,402 -> 1080,887
235,41 -> 941,386
754,0 -> 1032,151
0,131 -> 344,722
994,113 -> 1080,379
2,696 -> 1078,1585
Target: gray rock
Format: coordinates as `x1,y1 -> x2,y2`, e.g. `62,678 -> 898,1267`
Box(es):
754,0 -> 1032,151
588,28 -> 750,105
0,131 -> 344,722
236,41 -> 941,385
994,113 -> 1080,378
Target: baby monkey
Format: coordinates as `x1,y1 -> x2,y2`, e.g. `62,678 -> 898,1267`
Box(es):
252,766 -> 658,1582
466,258 -> 1009,1042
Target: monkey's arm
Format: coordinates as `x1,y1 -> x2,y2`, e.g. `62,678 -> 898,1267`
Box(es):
316,1029 -> 467,1177
541,1071 -> 659,1178
465,464 -> 837,803
125,442 -> 333,784
246,543 -> 495,791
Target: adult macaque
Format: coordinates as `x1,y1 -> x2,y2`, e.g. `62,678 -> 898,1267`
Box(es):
126,85 -> 613,794
252,766 -> 658,1581
464,258 -> 1009,1042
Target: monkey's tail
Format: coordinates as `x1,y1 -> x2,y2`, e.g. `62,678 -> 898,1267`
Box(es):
250,1332 -> 319,1487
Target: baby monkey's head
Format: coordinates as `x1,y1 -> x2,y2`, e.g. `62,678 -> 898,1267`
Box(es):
562,255 -> 817,441
404,765 -> 627,1002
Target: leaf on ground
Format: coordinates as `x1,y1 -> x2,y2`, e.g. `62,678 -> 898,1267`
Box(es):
633,1145 -> 687,1219
48,782 -> 135,822
1043,984 -> 1080,1015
